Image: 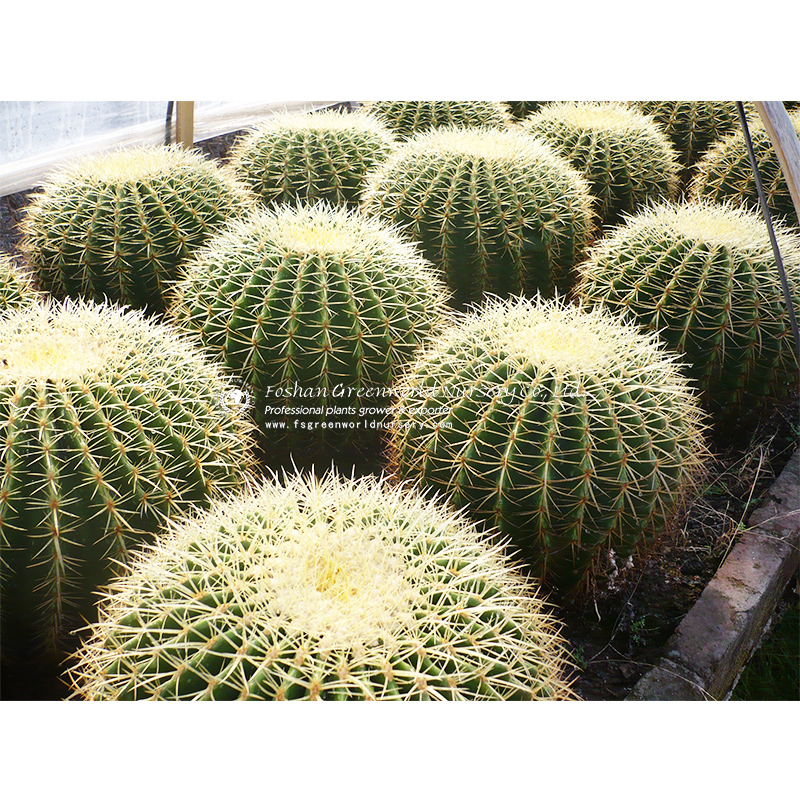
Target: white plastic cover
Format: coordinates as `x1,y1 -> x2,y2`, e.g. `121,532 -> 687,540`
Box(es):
0,100 -> 345,196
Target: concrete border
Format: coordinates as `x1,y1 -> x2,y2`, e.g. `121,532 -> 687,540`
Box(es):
627,446 -> 799,701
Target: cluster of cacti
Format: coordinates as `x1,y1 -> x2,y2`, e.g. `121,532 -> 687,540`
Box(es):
690,110 -> 800,228
361,126 -> 595,308
519,102 -> 681,227
360,101 -> 513,139
388,296 -> 708,591
171,202 -> 449,455
227,110 -> 397,210
67,470 -> 576,700
0,299 -> 254,663
19,145 -> 255,314
0,253 -> 38,313
504,101 -> 546,120
630,101 -> 740,182
576,200 -> 800,421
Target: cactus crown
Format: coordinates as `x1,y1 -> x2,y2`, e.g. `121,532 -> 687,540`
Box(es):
69,470 -> 576,700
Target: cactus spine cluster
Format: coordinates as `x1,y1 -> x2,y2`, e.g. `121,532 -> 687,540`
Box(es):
360,101 -> 513,139
228,109 -> 397,210
630,101 -> 740,182
0,299 -> 254,661
577,200 -> 800,421
361,126 -> 595,308
19,145 -> 255,314
388,296 -> 708,591
172,202 -> 449,454
68,470 -> 577,700
520,102 -> 681,227
0,254 -> 38,313
690,110 -> 800,228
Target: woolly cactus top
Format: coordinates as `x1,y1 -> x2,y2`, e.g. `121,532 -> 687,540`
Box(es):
31,144 -> 249,196
69,470 -> 576,700
538,101 -> 652,131
588,199 -> 800,259
374,124 -> 576,165
403,294 -> 693,387
0,298 -> 235,391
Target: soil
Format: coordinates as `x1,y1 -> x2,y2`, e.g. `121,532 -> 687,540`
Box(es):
556,403 -> 799,700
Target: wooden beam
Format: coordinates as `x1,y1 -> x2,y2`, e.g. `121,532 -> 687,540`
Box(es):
754,101 -> 800,224
175,101 -> 195,149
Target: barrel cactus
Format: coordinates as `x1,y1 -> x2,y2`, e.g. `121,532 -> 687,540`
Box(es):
630,101 -> 739,182
361,126 -> 595,309
19,145 -> 255,314
690,110 -> 800,228
388,296 -> 708,591
0,254 -> 38,313
0,299 -> 254,664
68,470 -> 577,700
227,109 -> 396,210
519,101 -> 681,227
361,101 -> 513,139
576,200 -> 800,422
171,202 -> 449,458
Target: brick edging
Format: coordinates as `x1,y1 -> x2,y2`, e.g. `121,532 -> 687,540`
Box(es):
626,446 -> 800,701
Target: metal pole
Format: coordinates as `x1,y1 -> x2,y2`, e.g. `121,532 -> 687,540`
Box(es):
175,101 -> 195,149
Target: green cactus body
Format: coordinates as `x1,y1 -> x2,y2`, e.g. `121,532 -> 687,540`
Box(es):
0,300 -> 254,662
520,102 -> 681,228
577,200 -> 800,421
68,470 -> 577,700
228,110 -> 397,210
631,101 -> 739,180
690,110 -> 800,228
361,126 -> 595,309
172,203 -> 448,456
388,296 -> 707,591
19,146 -> 255,314
505,101 -> 546,120
0,254 -> 38,313
361,101 -> 513,140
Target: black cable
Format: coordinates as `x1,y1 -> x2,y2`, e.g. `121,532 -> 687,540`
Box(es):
165,101 -> 174,146
736,101 -> 800,373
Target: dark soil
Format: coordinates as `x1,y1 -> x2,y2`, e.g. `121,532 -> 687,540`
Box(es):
557,402 -> 799,700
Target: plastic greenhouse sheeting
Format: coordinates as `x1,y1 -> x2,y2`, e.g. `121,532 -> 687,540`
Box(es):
0,101 -> 345,196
